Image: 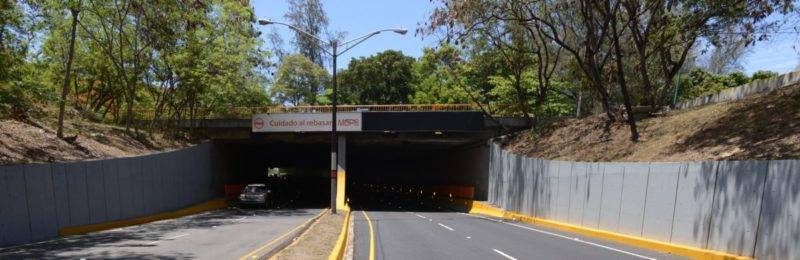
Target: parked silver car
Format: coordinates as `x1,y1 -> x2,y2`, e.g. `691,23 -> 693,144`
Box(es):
238,183 -> 272,207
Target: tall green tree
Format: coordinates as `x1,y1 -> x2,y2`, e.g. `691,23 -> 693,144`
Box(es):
270,54 -> 329,105
411,46 -> 470,104
337,50 -> 416,104
285,0 -> 328,67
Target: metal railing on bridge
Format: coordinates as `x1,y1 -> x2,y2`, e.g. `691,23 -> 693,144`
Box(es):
133,104 -> 518,120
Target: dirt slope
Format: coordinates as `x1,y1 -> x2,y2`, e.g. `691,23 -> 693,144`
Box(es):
0,118 -> 187,165
504,83 -> 800,162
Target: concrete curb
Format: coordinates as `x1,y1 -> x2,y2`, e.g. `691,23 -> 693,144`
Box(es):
242,209 -> 328,260
328,210 -> 352,260
462,200 -> 751,260
58,198 -> 229,236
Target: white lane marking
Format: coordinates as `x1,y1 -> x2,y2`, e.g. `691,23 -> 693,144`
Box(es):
493,249 -> 517,260
167,234 -> 189,240
438,223 -> 454,231
237,216 -> 247,221
460,213 -> 657,260
147,233 -> 189,245
415,214 -> 427,219
428,219 -> 432,222
466,236 -> 471,239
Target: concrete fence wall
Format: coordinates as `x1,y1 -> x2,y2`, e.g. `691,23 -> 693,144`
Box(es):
0,142 -> 221,247
486,143 -> 800,259
675,70 -> 800,110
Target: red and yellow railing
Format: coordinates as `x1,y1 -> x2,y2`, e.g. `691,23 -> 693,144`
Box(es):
133,104 -> 518,120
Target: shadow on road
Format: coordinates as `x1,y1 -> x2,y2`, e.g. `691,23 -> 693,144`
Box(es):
0,207 -> 319,259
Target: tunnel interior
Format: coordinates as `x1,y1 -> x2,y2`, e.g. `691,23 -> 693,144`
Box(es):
213,132 -> 489,210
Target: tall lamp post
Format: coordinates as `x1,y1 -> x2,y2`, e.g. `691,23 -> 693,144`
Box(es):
258,19 -> 407,214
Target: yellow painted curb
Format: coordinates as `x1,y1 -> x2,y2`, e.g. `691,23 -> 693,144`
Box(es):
328,210 -> 352,260
58,198 -> 229,236
466,201 -> 750,260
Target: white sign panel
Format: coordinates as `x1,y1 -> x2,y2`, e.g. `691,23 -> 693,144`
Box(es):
252,113 -> 362,132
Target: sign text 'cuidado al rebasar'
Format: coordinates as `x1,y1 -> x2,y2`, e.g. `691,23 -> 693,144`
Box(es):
251,112 -> 362,132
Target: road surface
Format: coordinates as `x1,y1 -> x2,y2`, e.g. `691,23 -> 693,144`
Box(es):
0,208 -> 323,259
348,189 -> 684,260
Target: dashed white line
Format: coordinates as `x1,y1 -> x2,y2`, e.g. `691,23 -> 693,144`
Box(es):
460,213 -> 656,260
415,214 -> 427,219
493,249 -> 517,260
167,234 -> 189,240
438,223 -> 454,231
147,233 -> 189,245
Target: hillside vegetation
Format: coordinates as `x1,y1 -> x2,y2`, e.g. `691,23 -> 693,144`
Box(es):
0,107 -> 186,165
502,84 -> 800,162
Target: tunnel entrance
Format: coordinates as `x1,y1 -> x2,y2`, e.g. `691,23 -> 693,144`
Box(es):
346,133 -> 488,211
214,134 -> 332,208
213,131 -> 490,211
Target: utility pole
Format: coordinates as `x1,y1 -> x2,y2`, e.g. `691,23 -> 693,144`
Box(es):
258,19 -> 406,214
330,41 -> 338,213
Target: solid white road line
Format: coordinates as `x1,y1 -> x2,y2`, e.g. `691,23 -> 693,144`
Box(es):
460,213 -> 657,260
438,223 -> 454,231
493,249 -> 518,260
415,214 -> 427,219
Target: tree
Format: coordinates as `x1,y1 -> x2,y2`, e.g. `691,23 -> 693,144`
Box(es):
411,46 -> 470,104
424,0 -> 794,142
270,54 -> 329,105
337,50 -> 416,104
285,0 -> 329,67
705,25 -> 751,74
56,1 -> 80,138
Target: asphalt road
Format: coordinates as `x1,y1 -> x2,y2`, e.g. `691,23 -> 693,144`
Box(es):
0,207 -> 323,259
347,190 -> 685,260
352,210 -> 686,260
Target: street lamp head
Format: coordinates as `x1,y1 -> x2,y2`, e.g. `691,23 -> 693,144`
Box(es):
393,28 -> 408,35
257,19 -> 273,26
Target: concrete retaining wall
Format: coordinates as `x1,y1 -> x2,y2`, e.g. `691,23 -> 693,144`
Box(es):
675,70 -> 800,110
0,142 -> 220,247
486,143 -> 800,259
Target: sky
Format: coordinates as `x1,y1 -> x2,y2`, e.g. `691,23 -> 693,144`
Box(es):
252,1 -> 800,75
252,0 -> 437,69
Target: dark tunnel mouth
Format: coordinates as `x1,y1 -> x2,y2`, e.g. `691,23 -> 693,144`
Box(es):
213,132 -> 489,211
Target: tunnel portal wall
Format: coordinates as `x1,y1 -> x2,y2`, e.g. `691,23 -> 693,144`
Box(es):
0,142 -> 221,247
486,142 -> 800,259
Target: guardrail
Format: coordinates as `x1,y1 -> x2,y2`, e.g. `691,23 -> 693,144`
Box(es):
133,104 -> 519,120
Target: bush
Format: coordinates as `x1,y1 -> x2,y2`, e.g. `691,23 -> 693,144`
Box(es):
676,68 -> 779,102
0,81 -> 56,119
751,70 -> 779,81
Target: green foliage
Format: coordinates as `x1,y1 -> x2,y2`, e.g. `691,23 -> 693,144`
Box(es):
270,54 -> 329,105
751,70 -> 778,81
1,0 -> 272,124
410,46 -> 470,104
337,50 -> 416,104
677,68 -> 779,101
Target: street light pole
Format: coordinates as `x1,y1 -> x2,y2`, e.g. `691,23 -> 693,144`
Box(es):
330,41 -> 338,214
257,19 -> 406,214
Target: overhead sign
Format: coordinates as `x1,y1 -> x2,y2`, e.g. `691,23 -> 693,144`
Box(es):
252,113 -> 362,132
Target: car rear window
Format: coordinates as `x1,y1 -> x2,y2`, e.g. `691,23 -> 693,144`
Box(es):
244,186 -> 266,193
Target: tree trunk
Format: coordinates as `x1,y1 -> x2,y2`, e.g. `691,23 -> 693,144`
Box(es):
611,11 -> 639,142
124,77 -> 135,133
57,8 -> 80,139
